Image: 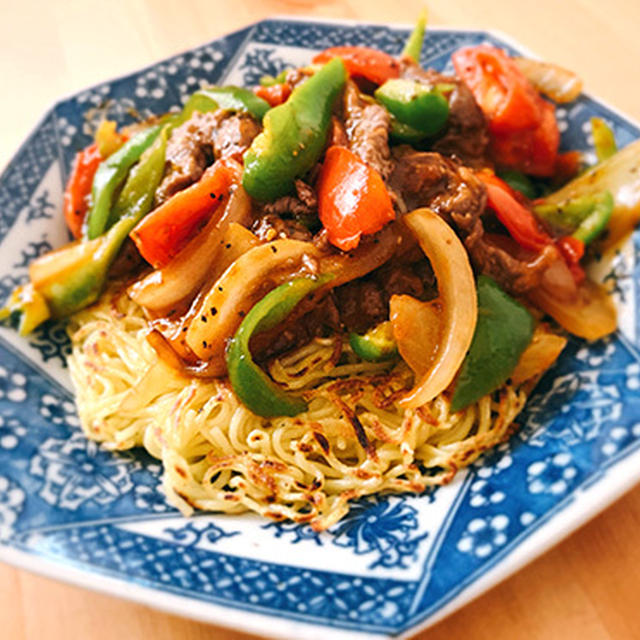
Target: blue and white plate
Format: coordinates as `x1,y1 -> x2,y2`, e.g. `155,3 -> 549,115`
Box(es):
1,17 -> 639,640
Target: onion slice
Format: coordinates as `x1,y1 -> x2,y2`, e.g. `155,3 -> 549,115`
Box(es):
391,208 -> 477,408
187,226 -> 399,363
528,277 -> 617,341
511,324 -> 567,386
128,181 -> 252,312
542,139 -> 640,251
514,57 -> 583,103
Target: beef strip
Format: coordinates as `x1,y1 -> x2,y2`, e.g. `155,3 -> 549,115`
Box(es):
154,110 -> 260,205
334,262 -> 435,334
252,213 -> 314,242
214,114 -> 261,163
252,259 -> 435,360
260,179 -> 318,220
389,146 -> 555,294
341,81 -> 394,179
252,293 -> 341,361
401,61 -> 489,167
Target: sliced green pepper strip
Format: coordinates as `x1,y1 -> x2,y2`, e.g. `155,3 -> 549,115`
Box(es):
497,169 -> 538,200
375,79 -> 449,136
242,57 -> 347,202
190,86 -> 270,120
390,118 -> 429,143
2,128 -> 170,330
571,191 -> 614,244
105,124 -> 171,230
349,321 -> 398,362
534,190 -> 614,244
260,69 -> 289,87
0,284 -> 50,335
591,117 -> 617,163
402,9 -> 428,63
227,275 -> 333,417
85,124 -> 161,240
451,276 -> 534,412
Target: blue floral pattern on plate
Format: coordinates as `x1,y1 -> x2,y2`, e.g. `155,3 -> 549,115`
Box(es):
1,18 -> 639,639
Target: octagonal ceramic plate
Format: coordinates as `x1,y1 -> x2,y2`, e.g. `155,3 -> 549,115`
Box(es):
1,16 -> 639,640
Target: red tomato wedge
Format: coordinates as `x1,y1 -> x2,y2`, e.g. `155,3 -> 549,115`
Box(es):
63,143 -> 103,238
453,45 -> 560,176
130,159 -> 235,268
254,83 -> 291,107
317,146 -> 395,251
313,46 -> 400,86
453,45 -> 541,134
478,172 -> 552,252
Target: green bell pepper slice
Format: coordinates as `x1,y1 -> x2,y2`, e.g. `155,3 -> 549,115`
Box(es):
402,9 -> 427,63
182,86 -> 270,121
227,276 -> 332,417
85,124 -> 161,240
591,117 -> 617,163
242,57 -> 347,202
259,69 -> 289,87
451,276 -> 534,412
534,190 -> 614,244
375,79 -> 449,137
497,169 -> 538,200
349,321 -> 398,362
2,128 -> 169,330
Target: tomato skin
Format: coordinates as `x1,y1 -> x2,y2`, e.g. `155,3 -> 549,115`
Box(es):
453,45 -> 560,176
478,172 -> 553,252
63,143 -> 103,238
130,160 -> 234,268
254,83 -> 291,107
317,146 -> 395,251
490,99 -> 560,177
313,46 -> 401,86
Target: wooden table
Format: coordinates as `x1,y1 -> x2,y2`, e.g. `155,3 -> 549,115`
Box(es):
2,1 -> 640,638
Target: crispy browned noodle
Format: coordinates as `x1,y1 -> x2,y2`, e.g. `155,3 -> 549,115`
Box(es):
67,288 -> 528,531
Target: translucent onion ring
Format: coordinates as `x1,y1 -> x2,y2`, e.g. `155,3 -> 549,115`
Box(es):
391,208 -> 478,409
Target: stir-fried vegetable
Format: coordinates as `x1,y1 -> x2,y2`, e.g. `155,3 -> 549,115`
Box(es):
391,208 -> 477,409
254,83 -> 291,107
2,128 -> 170,332
85,125 -> 161,239
591,117 -> 617,163
227,276 -> 331,418
131,159 -> 236,268
128,178 -> 251,312
94,119 -> 127,158
451,276 -> 534,412
312,46 -> 400,86
349,321 -> 398,362
375,79 -> 449,137
453,45 -> 559,176
513,57 -> 583,103
496,169 -> 538,199
317,146 -> 395,250
528,277 -> 617,341
479,172 -> 552,251
63,143 -> 103,238
259,69 -> 289,87
511,324 -> 567,386
402,9 -> 428,63
541,139 -> 640,250
534,191 -> 614,244
183,86 -> 270,121
242,58 -> 347,202
187,226 -> 399,363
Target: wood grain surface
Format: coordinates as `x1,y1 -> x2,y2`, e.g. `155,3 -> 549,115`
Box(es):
2,1 -> 640,638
